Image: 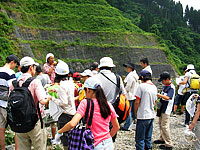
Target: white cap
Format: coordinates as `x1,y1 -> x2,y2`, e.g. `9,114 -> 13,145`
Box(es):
84,76 -> 102,89
55,59 -> 69,75
46,53 -> 54,62
186,64 -> 195,71
20,56 -> 36,67
98,57 -> 115,68
80,69 -> 93,77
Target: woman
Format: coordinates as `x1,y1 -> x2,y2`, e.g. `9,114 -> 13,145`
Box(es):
50,60 -> 76,150
54,76 -> 120,150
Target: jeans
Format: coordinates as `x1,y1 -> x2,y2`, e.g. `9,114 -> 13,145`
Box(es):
135,119 -> 153,150
123,100 -> 136,130
95,138 -> 114,150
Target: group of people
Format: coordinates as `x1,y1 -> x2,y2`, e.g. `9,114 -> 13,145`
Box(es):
0,53 -> 200,150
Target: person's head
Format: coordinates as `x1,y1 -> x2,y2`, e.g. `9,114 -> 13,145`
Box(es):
68,69 -> 73,77
90,62 -> 99,71
84,77 -> 111,119
46,53 -> 55,65
98,57 -> 115,71
55,60 -> 69,82
6,54 -> 20,69
140,57 -> 149,69
36,65 -> 42,75
183,66 -> 187,74
20,56 -> 37,76
80,69 -> 92,81
139,70 -> 152,82
158,71 -> 171,85
123,62 -> 135,73
73,72 -> 81,82
185,64 -> 195,72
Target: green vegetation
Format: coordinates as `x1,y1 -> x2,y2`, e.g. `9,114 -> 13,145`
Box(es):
106,0 -> 200,73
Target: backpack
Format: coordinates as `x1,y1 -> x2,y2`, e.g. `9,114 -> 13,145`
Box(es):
0,79 -> 9,109
7,77 -> 43,133
101,73 -> 131,124
190,74 -> 200,89
68,98 -> 94,150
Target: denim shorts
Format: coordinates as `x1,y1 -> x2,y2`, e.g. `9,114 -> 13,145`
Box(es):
95,138 -> 114,150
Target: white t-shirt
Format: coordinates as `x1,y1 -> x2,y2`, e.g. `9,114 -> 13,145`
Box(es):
135,82 -> 157,119
52,80 -> 76,115
176,76 -> 185,95
96,70 -> 126,104
124,70 -> 139,100
142,65 -> 152,75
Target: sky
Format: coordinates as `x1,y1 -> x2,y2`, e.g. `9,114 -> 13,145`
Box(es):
174,0 -> 200,11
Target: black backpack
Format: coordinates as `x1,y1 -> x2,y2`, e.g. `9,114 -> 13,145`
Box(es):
7,77 -> 43,133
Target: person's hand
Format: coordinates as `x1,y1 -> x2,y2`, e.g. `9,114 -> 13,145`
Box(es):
52,132 -> 63,144
53,61 -> 57,66
189,123 -> 195,130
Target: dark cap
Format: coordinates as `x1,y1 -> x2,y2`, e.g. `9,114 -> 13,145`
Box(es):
123,63 -> 135,70
6,54 -> 19,65
158,71 -> 170,82
139,70 -> 151,80
90,62 -> 99,70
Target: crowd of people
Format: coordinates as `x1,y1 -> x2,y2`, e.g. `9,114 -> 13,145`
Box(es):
0,53 -> 200,150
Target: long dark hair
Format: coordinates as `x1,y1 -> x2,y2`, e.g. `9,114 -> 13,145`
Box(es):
93,85 -> 111,119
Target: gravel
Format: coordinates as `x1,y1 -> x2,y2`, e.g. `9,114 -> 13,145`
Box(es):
6,113 -> 195,150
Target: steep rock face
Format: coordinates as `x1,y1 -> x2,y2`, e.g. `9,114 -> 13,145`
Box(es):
13,27 -> 177,80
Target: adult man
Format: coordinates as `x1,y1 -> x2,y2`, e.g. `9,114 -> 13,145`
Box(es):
135,70 -> 157,150
43,53 -> 56,83
154,72 -> 175,150
0,54 -> 19,150
140,57 -> 152,75
96,57 -> 126,104
96,57 -> 126,142
121,62 -> 139,131
10,56 -> 51,150
179,64 -> 198,126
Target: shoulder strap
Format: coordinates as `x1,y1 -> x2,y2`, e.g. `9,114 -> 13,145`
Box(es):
100,72 -> 118,87
22,77 -> 35,87
83,98 -> 94,126
37,102 -> 43,129
12,80 -> 19,88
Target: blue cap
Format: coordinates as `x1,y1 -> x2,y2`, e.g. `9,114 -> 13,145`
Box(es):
139,70 -> 151,80
84,77 -> 102,89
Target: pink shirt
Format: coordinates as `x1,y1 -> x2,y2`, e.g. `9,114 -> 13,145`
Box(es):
10,73 -> 47,117
77,98 -> 117,146
43,63 -> 56,83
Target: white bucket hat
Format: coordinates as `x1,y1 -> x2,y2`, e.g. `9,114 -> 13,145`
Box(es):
55,60 -> 69,75
186,64 -> 195,71
80,69 -> 93,77
46,53 -> 54,62
20,56 -> 36,67
98,57 -> 115,68
84,76 -> 102,90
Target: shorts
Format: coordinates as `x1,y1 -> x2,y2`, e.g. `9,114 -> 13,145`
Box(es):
58,113 -> 73,146
0,108 -> 7,128
50,122 -> 57,128
174,94 -> 184,106
182,91 -> 198,105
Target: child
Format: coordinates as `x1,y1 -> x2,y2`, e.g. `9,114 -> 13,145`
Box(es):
154,72 -> 175,150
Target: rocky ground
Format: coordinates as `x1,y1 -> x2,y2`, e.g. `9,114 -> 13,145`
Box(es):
6,113 -> 195,150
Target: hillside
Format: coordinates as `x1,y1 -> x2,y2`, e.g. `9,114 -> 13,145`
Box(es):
0,0 -> 176,79
106,0 -> 200,73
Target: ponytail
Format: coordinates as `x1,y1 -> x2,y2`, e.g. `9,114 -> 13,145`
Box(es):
95,85 -> 111,119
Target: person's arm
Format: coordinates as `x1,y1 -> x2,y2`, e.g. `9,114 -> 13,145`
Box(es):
110,118 -> 120,137
135,97 -> 140,117
58,113 -> 82,133
179,76 -> 188,85
189,102 -> 200,130
157,93 -> 170,100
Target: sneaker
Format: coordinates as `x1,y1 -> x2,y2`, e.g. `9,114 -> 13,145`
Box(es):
120,127 -> 130,131
153,140 -> 165,144
159,145 -> 173,149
